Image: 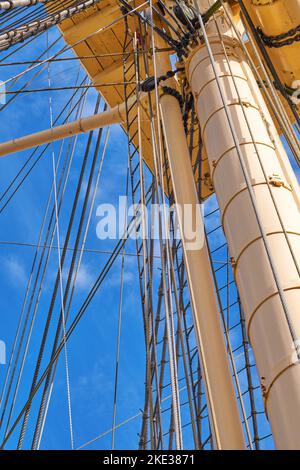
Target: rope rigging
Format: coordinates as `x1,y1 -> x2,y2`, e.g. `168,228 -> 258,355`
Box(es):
0,0 -> 48,10
0,0 -> 299,452
237,0 -> 300,130
0,0 -> 101,50
16,96 -> 102,449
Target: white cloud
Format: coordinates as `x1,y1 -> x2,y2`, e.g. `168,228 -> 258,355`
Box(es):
75,263 -> 94,290
4,256 -> 27,286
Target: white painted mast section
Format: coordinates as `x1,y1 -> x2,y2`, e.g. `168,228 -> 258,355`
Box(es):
187,1 -> 300,449
156,45 -> 245,450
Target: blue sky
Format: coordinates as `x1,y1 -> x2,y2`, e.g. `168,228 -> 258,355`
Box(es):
0,18 -> 299,451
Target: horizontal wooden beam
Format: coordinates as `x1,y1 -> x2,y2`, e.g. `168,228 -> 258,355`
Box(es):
63,4 -> 121,44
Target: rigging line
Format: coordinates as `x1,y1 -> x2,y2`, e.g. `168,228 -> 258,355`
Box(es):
1,87 -> 87,438
166,237 -> 188,448
214,10 -> 300,281
220,2 -> 300,163
1,69 -> 86,427
0,240 -> 168,259
151,3 -> 185,40
16,96 -> 101,449
172,0 -> 195,32
176,248 -> 203,446
0,0 -> 66,58
169,250 -> 200,448
0,4 -> 54,32
125,22 -> 169,438
111,212 -> 126,450
0,4 -> 94,52
143,81 -> 174,445
0,28 -> 46,62
0,5 -> 29,27
226,246 -> 231,331
238,0 -> 300,131
111,55 -> 130,445
121,20 -> 152,449
211,12 -> 274,449
0,76 -> 89,213
150,279 -> 167,449
0,179 -> 54,418
0,32 -> 63,112
154,38 -> 214,450
0,48 -> 173,65
205,225 -> 253,449
4,31 -> 62,93
148,206 -> 165,449
1,86 -> 86,434
139,33 -> 170,443
46,31 -> 74,450
7,103 -> 151,440
2,1 -> 95,37
120,0 -> 180,51
36,126 -> 110,450
0,71 -> 87,191
0,3 -> 38,29
0,0 -> 51,10
1,127 -> 77,437
156,0 -> 186,35
153,416 -> 209,447
213,8 -> 300,285
131,27 -> 165,449
1,0 -> 79,20
142,95 -> 166,445
4,81 -> 137,93
152,366 -> 201,396
1,0 -> 93,30
0,240 -> 168,258
3,140 -> 80,439
0,78 -> 85,428
165,178 -> 200,448
0,0 -> 74,30
134,31 -> 156,449
0,0 -> 102,50
0,0 -> 79,29
31,103 -> 107,450
0,183 -> 155,448
78,412 -> 142,450
152,120 -> 178,446
38,62 -> 80,80
0,0 -> 149,87
0,129 -> 59,414
77,384 -> 191,450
